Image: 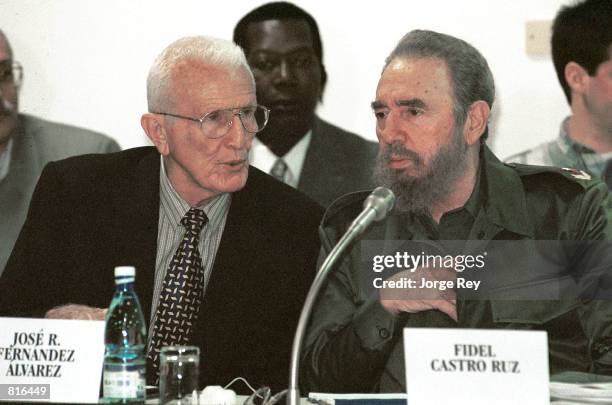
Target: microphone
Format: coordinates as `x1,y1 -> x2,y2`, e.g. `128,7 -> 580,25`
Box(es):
287,187 -> 395,405
345,186 -> 396,237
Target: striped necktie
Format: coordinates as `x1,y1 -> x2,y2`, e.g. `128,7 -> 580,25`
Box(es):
147,207 -> 208,379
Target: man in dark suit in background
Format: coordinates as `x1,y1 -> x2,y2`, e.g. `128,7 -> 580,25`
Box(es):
0,35 -> 323,393
0,29 -> 120,274
234,2 -> 378,207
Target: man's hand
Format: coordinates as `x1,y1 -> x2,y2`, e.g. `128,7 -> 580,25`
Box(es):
45,304 -> 107,320
379,267 -> 458,321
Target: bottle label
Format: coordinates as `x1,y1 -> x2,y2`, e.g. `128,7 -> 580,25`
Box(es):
103,367 -> 145,399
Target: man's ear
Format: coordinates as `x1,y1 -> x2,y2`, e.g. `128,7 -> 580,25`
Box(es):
141,113 -> 169,156
463,100 -> 490,146
565,61 -> 589,96
318,63 -> 327,102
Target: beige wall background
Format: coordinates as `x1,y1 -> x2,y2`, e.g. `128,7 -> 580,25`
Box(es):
1,0 -> 569,158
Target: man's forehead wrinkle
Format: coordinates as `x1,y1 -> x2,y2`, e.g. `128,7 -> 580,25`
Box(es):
199,92 -> 257,111
171,59 -> 248,81
247,19 -> 314,51
169,62 -> 254,102
171,59 -> 223,84
251,47 -> 313,57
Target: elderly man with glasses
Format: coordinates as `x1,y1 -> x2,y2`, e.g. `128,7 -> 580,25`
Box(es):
0,29 -> 120,275
0,36 -> 323,393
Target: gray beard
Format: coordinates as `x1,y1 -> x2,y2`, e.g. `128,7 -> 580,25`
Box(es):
374,128 -> 470,216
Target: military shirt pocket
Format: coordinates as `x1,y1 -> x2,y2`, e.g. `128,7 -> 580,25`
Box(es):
489,275 -> 581,325
491,300 -> 580,326
488,277 -> 591,374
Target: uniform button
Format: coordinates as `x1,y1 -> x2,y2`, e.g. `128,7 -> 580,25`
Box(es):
378,327 -> 390,339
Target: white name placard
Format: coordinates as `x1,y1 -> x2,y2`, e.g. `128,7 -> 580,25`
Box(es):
403,328 -> 549,405
0,317 -> 105,403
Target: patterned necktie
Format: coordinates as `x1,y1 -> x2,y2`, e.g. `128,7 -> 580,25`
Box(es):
147,208 -> 208,379
270,158 -> 288,182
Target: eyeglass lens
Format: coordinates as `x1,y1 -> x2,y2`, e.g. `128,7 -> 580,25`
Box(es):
0,61 -> 22,87
203,106 -> 268,138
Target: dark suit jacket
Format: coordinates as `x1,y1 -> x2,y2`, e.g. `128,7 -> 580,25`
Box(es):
298,117 -> 378,208
0,147 -> 323,393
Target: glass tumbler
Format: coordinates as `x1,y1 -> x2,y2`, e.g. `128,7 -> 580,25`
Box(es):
159,346 -> 200,405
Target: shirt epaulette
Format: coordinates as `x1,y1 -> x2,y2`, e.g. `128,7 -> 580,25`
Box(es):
504,162 -> 595,189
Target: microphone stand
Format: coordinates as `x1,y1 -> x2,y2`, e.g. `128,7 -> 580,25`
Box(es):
287,207 -> 379,405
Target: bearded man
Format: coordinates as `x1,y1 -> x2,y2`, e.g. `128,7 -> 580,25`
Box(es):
300,30 -> 612,393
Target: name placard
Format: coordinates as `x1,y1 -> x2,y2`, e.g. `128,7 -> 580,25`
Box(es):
403,328 -> 549,405
0,317 -> 105,403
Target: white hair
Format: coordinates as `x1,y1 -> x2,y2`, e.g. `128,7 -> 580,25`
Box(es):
146,35 -> 252,112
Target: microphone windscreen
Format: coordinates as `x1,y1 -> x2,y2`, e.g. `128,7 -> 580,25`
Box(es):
363,187 -> 395,221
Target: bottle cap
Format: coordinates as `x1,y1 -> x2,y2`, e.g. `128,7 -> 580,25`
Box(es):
114,266 -> 135,283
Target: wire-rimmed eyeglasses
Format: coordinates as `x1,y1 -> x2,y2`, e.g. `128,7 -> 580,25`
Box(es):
153,105 -> 270,139
0,61 -> 23,88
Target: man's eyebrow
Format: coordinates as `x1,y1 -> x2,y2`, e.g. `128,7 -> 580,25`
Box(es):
371,100 -> 386,109
397,99 -> 426,109
371,99 -> 426,110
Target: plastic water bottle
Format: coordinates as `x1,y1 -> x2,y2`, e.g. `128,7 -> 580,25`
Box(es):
102,266 -> 147,404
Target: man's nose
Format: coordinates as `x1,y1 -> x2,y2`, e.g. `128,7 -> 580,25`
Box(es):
275,59 -> 297,85
225,116 -> 250,149
377,111 -> 406,145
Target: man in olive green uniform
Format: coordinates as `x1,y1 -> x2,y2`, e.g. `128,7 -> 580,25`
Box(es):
301,30 -> 612,393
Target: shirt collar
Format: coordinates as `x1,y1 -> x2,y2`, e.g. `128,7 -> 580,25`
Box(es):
479,145 -> 534,238
0,137 -> 14,182
249,130 -> 312,187
556,116 -> 612,176
159,156 -> 230,229
463,163 -> 482,218
557,116 -> 596,154
283,130 -> 311,182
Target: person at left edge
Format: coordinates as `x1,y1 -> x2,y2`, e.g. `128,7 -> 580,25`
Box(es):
0,29 -> 120,275
0,36 -> 323,393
